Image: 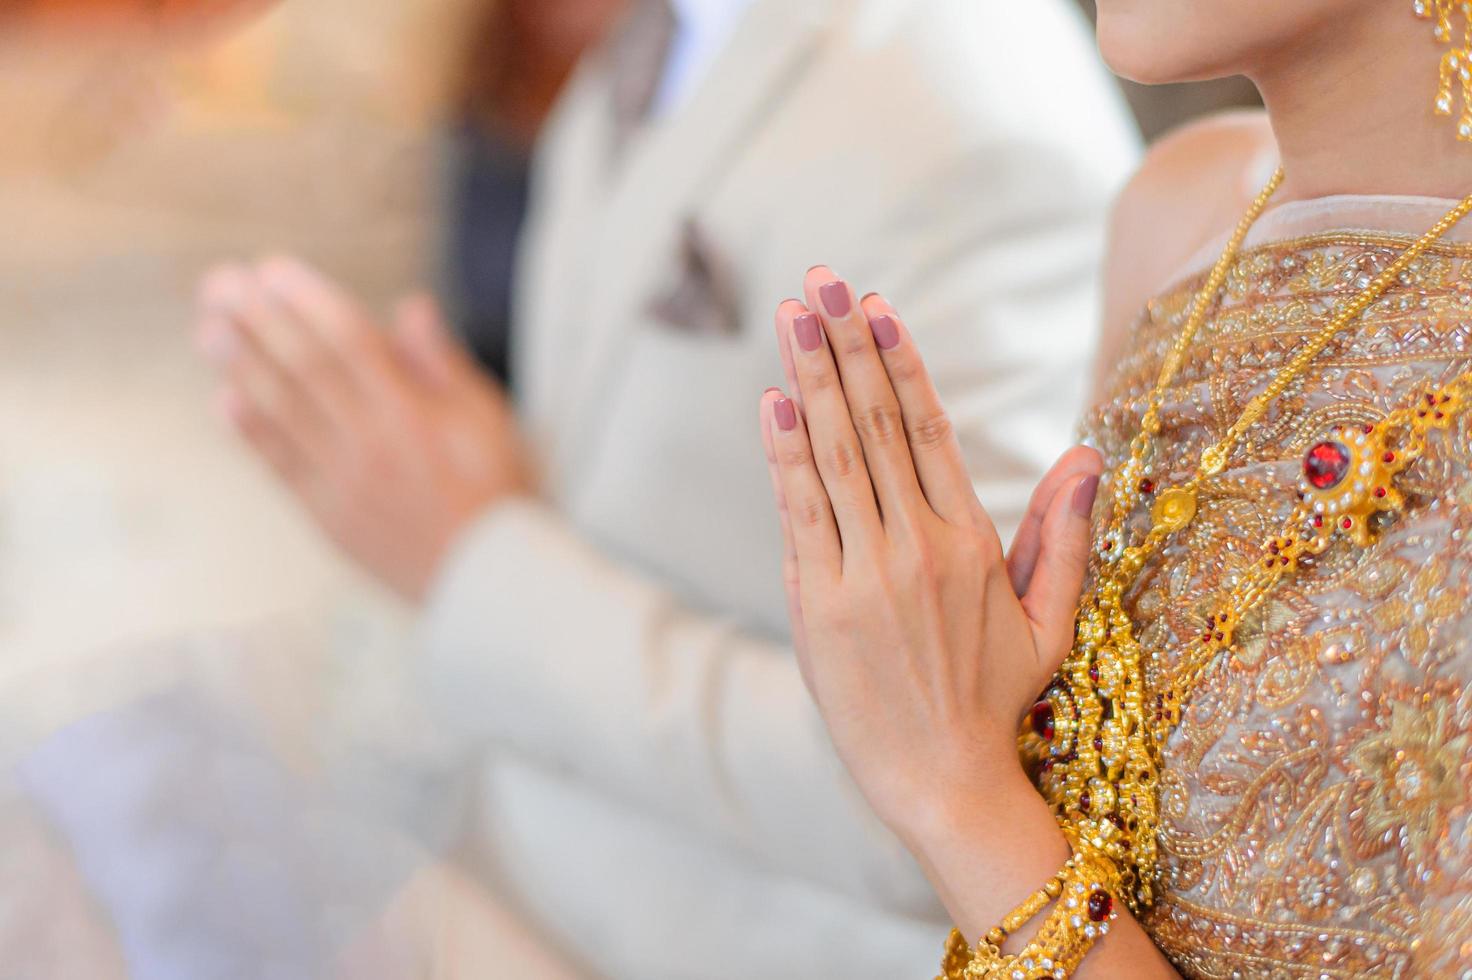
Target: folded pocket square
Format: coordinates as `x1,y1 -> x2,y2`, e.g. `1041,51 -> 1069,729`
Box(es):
647,219 -> 743,336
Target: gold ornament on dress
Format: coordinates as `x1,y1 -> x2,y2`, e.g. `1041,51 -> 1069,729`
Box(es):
937,176 -> 1472,979
1416,0 -> 1472,140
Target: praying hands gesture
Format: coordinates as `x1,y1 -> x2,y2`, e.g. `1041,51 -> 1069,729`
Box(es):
758,268 -> 1176,974
759,265 -> 1102,828
195,257 -> 533,600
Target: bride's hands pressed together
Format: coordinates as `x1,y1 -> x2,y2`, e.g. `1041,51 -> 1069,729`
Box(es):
758,266 -> 1104,847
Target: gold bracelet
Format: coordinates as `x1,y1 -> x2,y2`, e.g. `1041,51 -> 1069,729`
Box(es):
937,846 -> 1120,980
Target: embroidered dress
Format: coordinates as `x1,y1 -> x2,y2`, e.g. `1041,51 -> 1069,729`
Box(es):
1076,197 -> 1472,978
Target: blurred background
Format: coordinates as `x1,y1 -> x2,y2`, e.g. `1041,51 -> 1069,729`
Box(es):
0,1 -> 1258,976
0,0 -> 1256,682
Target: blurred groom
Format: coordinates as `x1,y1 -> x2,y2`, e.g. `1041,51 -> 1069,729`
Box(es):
195,0 -> 1139,976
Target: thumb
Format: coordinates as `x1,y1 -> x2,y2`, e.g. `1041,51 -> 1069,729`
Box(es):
1020,468 -> 1102,673
392,293 -> 469,390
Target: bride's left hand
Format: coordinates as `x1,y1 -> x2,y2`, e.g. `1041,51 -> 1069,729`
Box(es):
758,266 -> 1103,841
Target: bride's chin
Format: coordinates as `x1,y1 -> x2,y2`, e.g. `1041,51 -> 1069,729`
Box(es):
1096,23 -> 1240,88
1092,2 -> 1244,87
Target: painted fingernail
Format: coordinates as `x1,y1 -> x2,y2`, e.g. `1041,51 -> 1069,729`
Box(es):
1072,475 -> 1101,518
774,397 -> 797,431
793,312 -> 822,352
819,280 -> 852,318
870,314 -> 900,350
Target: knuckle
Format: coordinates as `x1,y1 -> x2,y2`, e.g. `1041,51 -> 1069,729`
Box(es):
778,442 -> 814,469
836,331 -> 870,358
852,402 -> 904,446
822,438 -> 863,479
887,350 -> 927,386
782,558 -> 801,591
970,529 -> 1006,573
906,410 -> 955,452
801,365 -> 841,396
793,494 -> 833,530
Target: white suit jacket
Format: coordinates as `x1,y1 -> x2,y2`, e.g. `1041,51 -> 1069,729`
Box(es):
421,0 -> 1139,976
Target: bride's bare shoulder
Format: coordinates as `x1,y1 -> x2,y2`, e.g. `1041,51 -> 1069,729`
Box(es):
1106,111 -> 1277,319
1090,110 -> 1277,399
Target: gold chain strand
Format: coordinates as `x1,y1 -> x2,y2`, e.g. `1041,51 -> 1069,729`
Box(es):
942,183 -> 1472,980
1104,169 -> 1284,535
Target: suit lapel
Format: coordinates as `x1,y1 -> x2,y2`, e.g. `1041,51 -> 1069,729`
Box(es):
548,0 -> 835,484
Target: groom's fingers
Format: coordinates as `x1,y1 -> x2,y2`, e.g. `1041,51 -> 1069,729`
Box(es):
250,256 -> 407,413
198,265 -> 332,466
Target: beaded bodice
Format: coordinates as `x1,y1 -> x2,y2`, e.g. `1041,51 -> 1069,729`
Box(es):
1074,203 -> 1472,978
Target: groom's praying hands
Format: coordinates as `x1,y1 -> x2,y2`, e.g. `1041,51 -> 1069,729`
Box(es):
195,257 -> 534,600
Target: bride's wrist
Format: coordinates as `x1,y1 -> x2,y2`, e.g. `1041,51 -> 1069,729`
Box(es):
891,763 -> 1074,943
889,755 -> 1055,859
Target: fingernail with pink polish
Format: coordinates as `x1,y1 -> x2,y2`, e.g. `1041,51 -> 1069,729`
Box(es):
1072,475 -> 1101,518
819,281 -> 852,318
793,312 -> 822,352
870,314 -> 900,350
774,397 -> 797,432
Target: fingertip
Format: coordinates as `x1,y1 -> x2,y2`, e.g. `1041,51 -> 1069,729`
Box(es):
255,253 -> 307,291
803,265 -> 839,296
759,386 -> 787,417
197,262 -> 251,312
1067,444 -> 1106,476
775,298 -> 810,322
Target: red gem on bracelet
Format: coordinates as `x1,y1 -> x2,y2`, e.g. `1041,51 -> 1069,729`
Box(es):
1030,701 -> 1056,741
1087,890 -> 1113,922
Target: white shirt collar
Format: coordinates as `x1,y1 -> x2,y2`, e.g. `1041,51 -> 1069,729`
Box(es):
668,0 -> 755,35
652,0 -> 757,116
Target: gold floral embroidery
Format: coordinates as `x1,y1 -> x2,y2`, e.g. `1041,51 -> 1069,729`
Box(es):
1078,232 -> 1472,978
1348,697 -> 1469,872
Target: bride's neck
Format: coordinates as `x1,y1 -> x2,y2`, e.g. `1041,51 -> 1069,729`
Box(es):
1253,12 -> 1470,203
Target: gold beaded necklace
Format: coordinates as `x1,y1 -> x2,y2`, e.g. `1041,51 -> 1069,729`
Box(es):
943,175 -> 1472,979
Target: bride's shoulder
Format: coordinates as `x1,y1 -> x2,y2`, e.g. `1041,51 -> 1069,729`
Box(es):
1088,110 -> 1278,400
1105,110 -> 1278,314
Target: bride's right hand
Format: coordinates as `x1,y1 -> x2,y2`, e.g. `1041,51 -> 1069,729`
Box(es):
757,268 -> 1103,841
